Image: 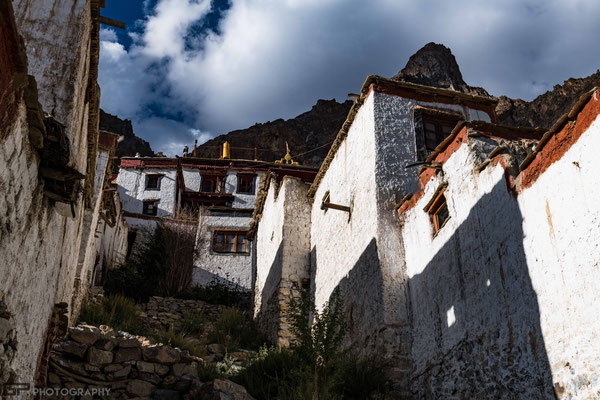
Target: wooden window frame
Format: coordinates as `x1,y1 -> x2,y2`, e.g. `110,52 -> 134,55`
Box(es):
414,108 -> 463,161
237,174 -> 256,194
146,174 -> 163,190
201,174 -> 226,193
212,229 -> 250,254
424,185 -> 450,236
142,199 -> 159,216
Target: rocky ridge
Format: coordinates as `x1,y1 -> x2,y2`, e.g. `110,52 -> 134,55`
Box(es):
104,42 -> 599,167
99,109 -> 154,167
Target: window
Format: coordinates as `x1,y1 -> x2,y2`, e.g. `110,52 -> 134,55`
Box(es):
201,175 -> 225,193
414,109 -> 463,161
143,199 -> 159,216
237,174 -> 256,194
423,116 -> 457,151
146,174 -> 162,190
425,186 -> 450,235
212,230 -> 249,254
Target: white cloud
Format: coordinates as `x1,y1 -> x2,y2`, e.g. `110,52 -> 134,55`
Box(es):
98,0 -> 600,155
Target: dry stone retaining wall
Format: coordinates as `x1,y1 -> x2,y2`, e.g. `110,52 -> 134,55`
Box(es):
48,325 -> 203,399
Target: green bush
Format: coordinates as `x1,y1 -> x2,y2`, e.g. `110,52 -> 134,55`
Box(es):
104,227 -> 169,302
233,346 -> 303,399
179,312 -> 205,336
197,363 -> 222,381
178,278 -> 250,308
151,325 -> 205,357
233,288 -> 390,400
209,307 -> 267,351
78,294 -> 142,334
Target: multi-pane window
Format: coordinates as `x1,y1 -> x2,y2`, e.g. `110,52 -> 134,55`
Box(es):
237,174 -> 256,194
143,200 -> 159,216
201,175 -> 225,193
146,174 -> 162,190
423,117 -> 456,151
426,187 -> 450,236
212,230 -> 249,254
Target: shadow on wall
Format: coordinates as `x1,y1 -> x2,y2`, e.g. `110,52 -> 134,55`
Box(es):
192,267 -> 250,293
408,179 -> 557,399
254,242 -> 283,343
312,239 -> 397,363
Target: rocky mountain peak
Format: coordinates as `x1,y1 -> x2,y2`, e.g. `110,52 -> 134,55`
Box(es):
393,42 -> 490,97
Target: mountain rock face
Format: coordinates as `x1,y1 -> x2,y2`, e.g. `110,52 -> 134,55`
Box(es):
496,70 -> 600,128
193,99 -> 353,166
392,42 -> 491,97
99,109 -> 154,158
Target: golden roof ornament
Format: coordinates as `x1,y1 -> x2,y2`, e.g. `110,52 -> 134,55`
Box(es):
275,142 -> 299,165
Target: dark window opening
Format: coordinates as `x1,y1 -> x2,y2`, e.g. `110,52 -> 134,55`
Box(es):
126,230 -> 137,259
426,187 -> 450,236
212,230 -> 249,254
143,200 -> 159,216
237,174 -> 256,194
201,175 -> 225,193
146,174 -> 162,190
414,109 -> 463,161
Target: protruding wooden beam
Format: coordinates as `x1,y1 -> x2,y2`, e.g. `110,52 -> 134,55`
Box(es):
347,93 -> 360,99
99,16 -> 125,29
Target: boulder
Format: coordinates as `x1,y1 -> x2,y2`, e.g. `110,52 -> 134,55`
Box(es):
153,388 -> 182,400
118,336 -> 141,348
201,379 -> 255,400
207,344 -> 225,356
112,364 -> 131,379
137,361 -> 156,373
171,363 -> 197,377
94,338 -> 116,351
54,340 -> 88,358
69,325 -> 100,346
155,364 -> 171,376
114,347 -> 142,363
127,379 -> 155,397
143,345 -> 180,364
87,347 -> 113,366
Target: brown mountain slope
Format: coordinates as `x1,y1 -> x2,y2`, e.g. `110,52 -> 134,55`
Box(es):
496,71 -> 600,128
194,99 -> 353,166
99,109 -> 154,158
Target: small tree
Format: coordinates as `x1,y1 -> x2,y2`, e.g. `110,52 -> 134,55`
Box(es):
288,287 -> 347,399
159,208 -> 207,296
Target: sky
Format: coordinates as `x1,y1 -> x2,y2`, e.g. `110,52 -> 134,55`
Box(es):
98,0 -> 600,156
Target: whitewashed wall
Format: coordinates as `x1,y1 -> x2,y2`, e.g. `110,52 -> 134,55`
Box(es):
254,177 -> 311,344
117,168 -> 178,217
0,0 -> 98,387
182,169 -> 262,209
193,212 -> 254,290
401,112 -> 600,398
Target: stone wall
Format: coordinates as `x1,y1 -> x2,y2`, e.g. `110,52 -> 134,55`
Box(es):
47,325 -> 202,399
253,176 -> 311,345
0,0 -> 128,390
400,94 -> 600,398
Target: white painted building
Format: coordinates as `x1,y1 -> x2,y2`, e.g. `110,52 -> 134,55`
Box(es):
251,75 -> 600,398
116,152 -> 318,290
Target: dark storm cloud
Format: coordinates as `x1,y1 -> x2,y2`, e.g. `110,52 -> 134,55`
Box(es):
98,0 -> 600,156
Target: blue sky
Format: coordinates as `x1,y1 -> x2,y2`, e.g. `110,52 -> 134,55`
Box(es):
98,0 -> 600,156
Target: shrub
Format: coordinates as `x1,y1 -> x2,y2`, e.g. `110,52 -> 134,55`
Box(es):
179,312 -> 205,336
233,346 -> 303,399
78,294 -> 142,334
105,209 -> 206,301
178,278 -> 250,308
197,363 -> 222,381
233,288 -> 390,400
151,325 -> 205,357
209,307 -> 267,351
